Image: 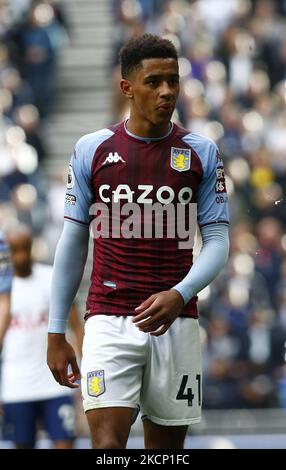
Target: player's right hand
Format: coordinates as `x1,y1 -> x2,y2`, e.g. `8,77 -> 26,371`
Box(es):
47,333 -> 81,388
133,289 -> 184,336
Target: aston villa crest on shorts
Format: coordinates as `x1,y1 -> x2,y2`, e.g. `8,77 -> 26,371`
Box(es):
87,370 -> 105,397
170,147 -> 191,172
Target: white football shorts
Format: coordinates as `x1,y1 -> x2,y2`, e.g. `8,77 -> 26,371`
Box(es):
81,315 -> 202,426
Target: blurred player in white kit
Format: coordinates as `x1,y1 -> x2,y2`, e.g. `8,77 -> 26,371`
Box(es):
0,225 -> 83,449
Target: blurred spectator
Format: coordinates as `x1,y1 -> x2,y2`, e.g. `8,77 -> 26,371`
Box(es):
0,0 -> 67,241
5,0 -> 68,116
203,314 -> 249,409
254,218 -> 284,307
0,67 -> 34,119
14,104 -> 47,162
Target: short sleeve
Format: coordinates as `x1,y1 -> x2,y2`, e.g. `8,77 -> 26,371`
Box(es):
64,129 -> 114,226
197,143 -> 229,227
183,133 -> 229,228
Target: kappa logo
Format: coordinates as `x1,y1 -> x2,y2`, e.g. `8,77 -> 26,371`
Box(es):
102,152 -> 125,165
170,147 -> 191,172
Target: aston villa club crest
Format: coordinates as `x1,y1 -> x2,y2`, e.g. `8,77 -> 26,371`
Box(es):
87,370 -> 105,397
170,147 -> 191,172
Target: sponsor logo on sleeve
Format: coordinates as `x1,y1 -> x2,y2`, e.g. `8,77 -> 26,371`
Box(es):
67,165 -> 75,189
170,147 -> 191,172
215,166 -> 226,193
87,370 -> 105,397
216,195 -> 228,203
65,194 -> 77,205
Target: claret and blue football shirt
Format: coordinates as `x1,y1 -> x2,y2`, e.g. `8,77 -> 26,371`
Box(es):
64,121 -> 229,319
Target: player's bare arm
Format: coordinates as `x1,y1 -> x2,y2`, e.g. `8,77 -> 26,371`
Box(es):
0,230 -> 12,347
0,292 -> 11,347
47,333 -> 81,388
68,303 -> 84,355
133,289 -> 184,336
47,221 -> 89,389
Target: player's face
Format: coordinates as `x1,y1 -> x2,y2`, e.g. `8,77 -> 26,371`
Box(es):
123,58 -> 180,129
9,234 -> 32,277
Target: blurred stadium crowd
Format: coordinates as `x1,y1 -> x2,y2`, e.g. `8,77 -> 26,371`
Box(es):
1,0 -> 286,423
111,0 -> 286,410
0,0 -> 68,248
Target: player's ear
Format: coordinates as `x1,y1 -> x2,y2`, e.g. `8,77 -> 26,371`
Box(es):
120,79 -> 133,99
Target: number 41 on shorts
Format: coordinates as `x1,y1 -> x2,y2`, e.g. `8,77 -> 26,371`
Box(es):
176,374 -> 201,407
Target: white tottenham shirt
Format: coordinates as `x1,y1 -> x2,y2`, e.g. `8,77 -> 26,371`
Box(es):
1,263 -> 72,403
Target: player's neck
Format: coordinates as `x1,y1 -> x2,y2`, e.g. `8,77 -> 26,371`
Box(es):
126,117 -> 171,139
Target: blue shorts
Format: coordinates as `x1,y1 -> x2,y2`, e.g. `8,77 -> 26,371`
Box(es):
2,395 -> 76,447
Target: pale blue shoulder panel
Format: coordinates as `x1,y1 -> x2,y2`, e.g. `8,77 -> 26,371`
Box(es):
64,128 -> 114,226
0,230 -> 13,293
182,133 -> 229,227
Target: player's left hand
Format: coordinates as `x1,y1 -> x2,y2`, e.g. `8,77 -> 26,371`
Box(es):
133,289 -> 184,336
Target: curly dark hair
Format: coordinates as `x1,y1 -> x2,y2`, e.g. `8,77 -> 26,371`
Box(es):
119,34 -> 178,78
